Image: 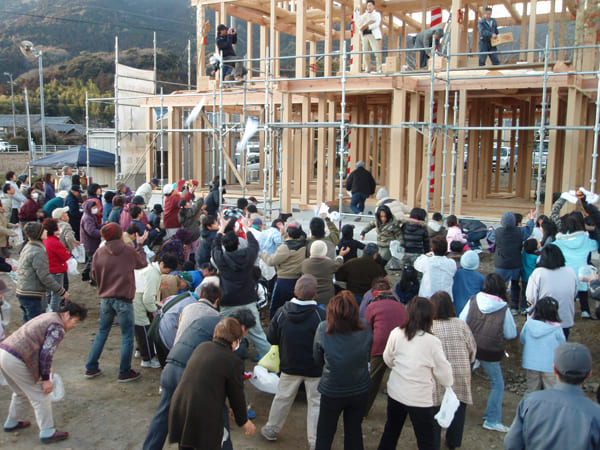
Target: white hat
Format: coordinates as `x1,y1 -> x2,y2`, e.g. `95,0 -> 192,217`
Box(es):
56,190 -> 68,199
460,250 -> 480,271
52,206 -> 69,220
310,240 -> 328,258
163,184 -> 174,195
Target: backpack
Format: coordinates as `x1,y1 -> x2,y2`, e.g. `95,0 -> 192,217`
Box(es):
147,292 -> 192,345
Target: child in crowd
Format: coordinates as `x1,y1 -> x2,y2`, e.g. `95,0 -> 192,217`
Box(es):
446,215 -> 468,252
133,255 -> 161,369
195,215 -> 219,265
520,297 -> 565,392
394,265 -> 420,304
452,250 -> 485,315
337,224 -> 365,262
103,191 -> 116,224
520,239 -> 540,314
427,212 -> 446,240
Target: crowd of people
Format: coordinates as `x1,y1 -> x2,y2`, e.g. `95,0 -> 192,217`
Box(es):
0,167 -> 600,448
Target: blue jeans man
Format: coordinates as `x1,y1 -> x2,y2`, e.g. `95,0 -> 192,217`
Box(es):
85,298 -> 135,377
479,360 -> 504,425
350,192 -> 368,215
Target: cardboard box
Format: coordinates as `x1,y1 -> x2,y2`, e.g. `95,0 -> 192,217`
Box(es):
427,57 -> 447,71
491,32 -> 513,47
383,56 -> 400,73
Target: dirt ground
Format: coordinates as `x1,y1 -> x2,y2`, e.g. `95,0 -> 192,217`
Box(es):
1,251 -> 600,450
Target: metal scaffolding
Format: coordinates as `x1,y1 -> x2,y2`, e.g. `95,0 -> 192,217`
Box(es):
85,37 -> 600,222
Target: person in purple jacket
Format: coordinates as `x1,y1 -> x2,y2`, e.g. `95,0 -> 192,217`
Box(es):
80,200 -> 102,285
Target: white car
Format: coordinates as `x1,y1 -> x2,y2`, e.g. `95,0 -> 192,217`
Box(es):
492,147 -> 517,172
0,141 -> 10,152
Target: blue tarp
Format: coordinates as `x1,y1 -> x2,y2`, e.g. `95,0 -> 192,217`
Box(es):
30,145 -> 118,168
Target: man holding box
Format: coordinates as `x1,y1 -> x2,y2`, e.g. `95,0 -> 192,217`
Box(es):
478,6 -> 500,66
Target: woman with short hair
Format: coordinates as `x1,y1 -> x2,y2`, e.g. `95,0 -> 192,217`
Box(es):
313,290 -> 373,450
378,296 -> 453,449
0,302 -> 87,444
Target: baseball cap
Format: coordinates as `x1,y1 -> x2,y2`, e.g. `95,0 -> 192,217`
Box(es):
554,343 -> 592,378
52,206 -> 70,220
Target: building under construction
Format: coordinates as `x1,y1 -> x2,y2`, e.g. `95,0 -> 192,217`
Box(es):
127,0 -> 600,220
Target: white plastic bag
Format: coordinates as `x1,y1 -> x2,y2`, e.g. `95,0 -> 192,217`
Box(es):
434,387 -> 460,428
66,258 -> 79,275
389,240 -> 405,260
1,300 -> 11,327
9,228 -> 23,246
49,373 -> 65,402
143,245 -> 155,262
249,365 -> 279,394
71,244 -> 86,264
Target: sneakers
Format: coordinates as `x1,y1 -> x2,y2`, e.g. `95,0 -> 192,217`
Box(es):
134,350 -> 141,359
40,430 -> 69,444
582,311 -> 592,319
483,421 -> 510,433
118,370 -> 141,383
84,369 -> 102,379
141,358 -> 161,369
4,421 -> 31,432
260,426 -> 278,441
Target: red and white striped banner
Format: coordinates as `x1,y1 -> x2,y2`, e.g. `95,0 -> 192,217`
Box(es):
429,7 -> 442,194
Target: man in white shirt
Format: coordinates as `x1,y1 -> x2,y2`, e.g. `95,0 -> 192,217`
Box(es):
57,166 -> 73,192
359,0 -> 382,73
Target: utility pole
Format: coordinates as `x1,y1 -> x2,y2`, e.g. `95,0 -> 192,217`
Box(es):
3,72 -> 16,137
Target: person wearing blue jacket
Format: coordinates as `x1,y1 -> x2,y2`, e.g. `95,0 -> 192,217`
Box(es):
478,7 -> 500,66
452,250 -> 485,315
553,214 -> 599,319
520,297 -> 566,393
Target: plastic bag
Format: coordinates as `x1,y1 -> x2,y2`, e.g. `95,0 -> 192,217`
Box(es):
258,345 -> 280,373
49,373 -> 65,402
1,300 -> 11,327
389,241 -> 405,260
249,365 -> 279,394
144,245 -> 155,262
66,258 -> 79,275
71,244 -> 86,264
578,265 -> 597,282
8,228 -> 23,246
0,370 -> 7,386
434,387 -> 460,428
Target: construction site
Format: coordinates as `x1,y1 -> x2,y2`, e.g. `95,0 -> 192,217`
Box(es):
88,0 -> 600,221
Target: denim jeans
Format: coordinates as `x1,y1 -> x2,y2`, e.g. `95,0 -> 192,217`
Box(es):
466,230 -> 487,250
479,360 -> 504,424
220,303 -> 271,357
350,192 -> 368,215
48,273 -> 65,312
17,295 -> 43,323
86,298 -> 135,376
143,363 -> 184,450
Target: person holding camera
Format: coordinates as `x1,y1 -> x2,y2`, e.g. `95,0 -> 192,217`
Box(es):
216,24 -> 247,80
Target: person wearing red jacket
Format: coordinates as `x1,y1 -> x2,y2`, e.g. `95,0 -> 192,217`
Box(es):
163,182 -> 196,238
42,219 -> 71,312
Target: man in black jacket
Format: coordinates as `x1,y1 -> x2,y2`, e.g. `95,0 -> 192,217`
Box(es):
211,215 -> 270,358
216,24 -> 247,80
346,161 -> 376,216
261,275 -> 326,448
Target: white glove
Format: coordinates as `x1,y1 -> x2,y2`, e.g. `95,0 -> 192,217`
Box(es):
561,191 -> 578,204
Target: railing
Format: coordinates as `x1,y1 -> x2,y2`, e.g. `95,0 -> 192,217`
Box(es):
0,144 -> 72,154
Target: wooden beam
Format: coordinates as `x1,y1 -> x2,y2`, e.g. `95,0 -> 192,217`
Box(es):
281,93 -> 293,212
454,89 -> 467,214
450,0 -> 464,68
563,87 -> 582,192
296,0 -> 306,78
324,0 -> 333,77
407,92 -> 421,206
300,96 -> 311,205
326,99 -> 336,201
527,0 -> 538,63
500,0 -> 521,23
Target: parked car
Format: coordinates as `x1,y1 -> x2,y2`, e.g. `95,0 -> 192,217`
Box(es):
0,141 -> 10,152
492,147 -> 517,172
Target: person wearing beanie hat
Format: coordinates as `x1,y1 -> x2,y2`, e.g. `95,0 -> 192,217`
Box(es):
16,222 -> 69,321
504,342 -> 600,449
132,195 -> 145,206
301,241 -> 344,305
346,160 -> 376,216
85,222 -> 148,382
261,274 -> 326,447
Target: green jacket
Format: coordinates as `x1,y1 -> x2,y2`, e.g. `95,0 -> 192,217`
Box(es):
360,217 -> 404,249
16,240 -> 66,298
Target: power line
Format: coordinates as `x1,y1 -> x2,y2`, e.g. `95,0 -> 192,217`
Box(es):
2,10 -> 194,36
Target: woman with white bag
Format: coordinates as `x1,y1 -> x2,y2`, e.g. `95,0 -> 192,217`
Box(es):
53,206 -> 80,291
378,296 -> 453,450
431,291 -> 477,450
0,301 -> 87,444
42,219 -> 72,312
